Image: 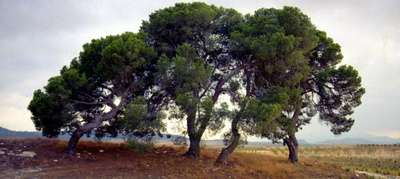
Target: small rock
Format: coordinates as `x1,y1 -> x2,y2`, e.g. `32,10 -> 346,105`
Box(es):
164,161 -> 167,164
99,150 -> 104,153
16,151 -> 36,157
0,151 -> 4,155
83,150 -> 87,153
88,153 -> 91,155
212,167 -> 220,171
163,151 -> 167,154
146,165 -> 150,167
76,153 -> 80,156
53,160 -> 58,162
77,156 -> 81,158
148,175 -> 151,178
355,174 -> 359,177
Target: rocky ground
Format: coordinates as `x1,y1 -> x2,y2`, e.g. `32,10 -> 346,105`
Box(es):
0,138 -> 365,179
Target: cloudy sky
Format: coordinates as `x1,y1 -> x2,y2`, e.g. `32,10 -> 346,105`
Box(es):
1,0 -> 399,142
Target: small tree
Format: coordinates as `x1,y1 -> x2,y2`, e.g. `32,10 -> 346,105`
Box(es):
28,32 -> 163,154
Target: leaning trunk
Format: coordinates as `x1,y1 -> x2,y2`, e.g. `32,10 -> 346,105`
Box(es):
64,103 -> 121,154
64,123 -> 98,154
65,129 -> 85,154
284,134 -> 299,163
215,117 -> 240,165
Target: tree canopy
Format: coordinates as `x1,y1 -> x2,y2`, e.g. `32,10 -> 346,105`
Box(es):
28,3 -> 364,160
28,32 -> 165,153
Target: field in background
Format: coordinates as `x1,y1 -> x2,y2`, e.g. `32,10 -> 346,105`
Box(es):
300,146 -> 400,176
236,145 -> 400,176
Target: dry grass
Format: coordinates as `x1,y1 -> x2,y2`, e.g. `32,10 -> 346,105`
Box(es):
299,146 -> 400,176
0,138 -> 363,179
224,151 -> 356,179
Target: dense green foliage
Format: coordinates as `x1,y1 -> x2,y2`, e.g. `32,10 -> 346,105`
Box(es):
226,6 -> 319,143
28,2 -> 364,157
142,2 -> 243,157
28,32 -> 164,141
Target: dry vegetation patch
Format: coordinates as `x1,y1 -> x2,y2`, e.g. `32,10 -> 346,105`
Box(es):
0,138 -> 363,178
299,146 -> 400,176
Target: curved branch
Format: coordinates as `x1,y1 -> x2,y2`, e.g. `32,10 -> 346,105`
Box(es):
212,61 -> 258,102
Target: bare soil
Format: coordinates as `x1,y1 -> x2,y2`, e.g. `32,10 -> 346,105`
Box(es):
0,138 -> 365,179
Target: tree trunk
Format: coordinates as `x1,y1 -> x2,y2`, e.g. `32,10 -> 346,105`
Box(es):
185,111 -> 201,158
215,117 -> 240,165
65,129 -> 85,154
285,107 -> 301,163
186,136 -> 201,158
284,134 -> 299,163
64,103 -> 121,154
64,86 -> 128,154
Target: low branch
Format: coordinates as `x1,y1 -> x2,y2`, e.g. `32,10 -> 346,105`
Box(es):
212,61 -> 258,103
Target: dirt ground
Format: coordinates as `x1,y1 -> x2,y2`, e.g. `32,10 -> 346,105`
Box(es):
0,138 -> 365,179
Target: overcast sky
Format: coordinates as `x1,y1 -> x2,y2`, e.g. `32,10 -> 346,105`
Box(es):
1,0 -> 399,143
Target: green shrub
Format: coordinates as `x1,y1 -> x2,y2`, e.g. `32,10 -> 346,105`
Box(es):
125,137 -> 155,154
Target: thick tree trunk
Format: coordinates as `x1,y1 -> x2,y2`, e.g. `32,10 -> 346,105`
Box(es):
64,102 -> 122,154
185,112 -> 201,158
186,136 -> 201,158
65,129 -> 85,154
284,134 -> 299,163
285,107 -> 301,163
215,117 -> 240,165
64,123 -> 100,154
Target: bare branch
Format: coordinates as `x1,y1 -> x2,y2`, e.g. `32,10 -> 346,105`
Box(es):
212,61 -> 258,102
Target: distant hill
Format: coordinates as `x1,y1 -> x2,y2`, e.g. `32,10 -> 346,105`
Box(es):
361,134 -> 400,144
1,126 -> 318,146
318,134 -> 400,145
297,139 -> 310,145
318,138 -> 375,145
5,126 -> 398,146
0,126 -> 179,143
0,126 -> 41,138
